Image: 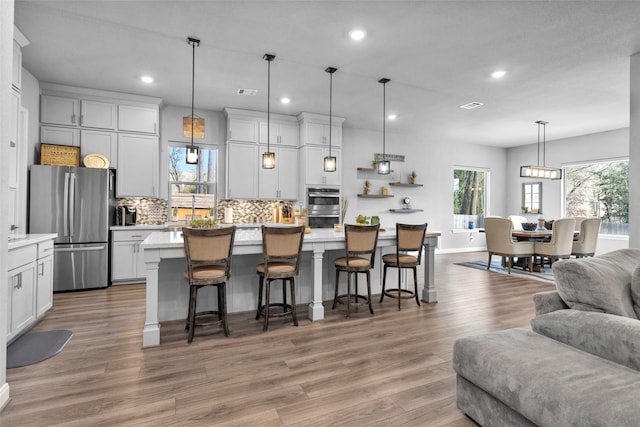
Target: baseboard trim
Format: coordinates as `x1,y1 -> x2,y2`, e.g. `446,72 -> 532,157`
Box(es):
0,382 -> 10,412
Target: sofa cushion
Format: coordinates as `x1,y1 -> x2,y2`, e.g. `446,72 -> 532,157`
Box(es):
551,248 -> 640,319
632,263 -> 640,319
453,328 -> 640,427
531,309 -> 640,371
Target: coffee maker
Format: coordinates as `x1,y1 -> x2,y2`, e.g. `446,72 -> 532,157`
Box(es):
119,206 -> 137,226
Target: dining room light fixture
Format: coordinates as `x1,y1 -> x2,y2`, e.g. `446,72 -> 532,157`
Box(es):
520,120 -> 562,180
378,78 -> 391,175
262,53 -> 276,169
324,67 -> 338,172
185,37 -> 200,165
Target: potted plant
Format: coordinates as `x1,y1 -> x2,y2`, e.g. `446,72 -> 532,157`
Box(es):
355,214 -> 370,225
522,206 -> 529,214
187,218 -> 218,229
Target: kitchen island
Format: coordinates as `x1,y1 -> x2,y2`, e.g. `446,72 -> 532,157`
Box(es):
140,227 -> 441,347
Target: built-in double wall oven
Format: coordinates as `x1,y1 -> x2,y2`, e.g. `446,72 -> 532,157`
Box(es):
307,187 -> 340,228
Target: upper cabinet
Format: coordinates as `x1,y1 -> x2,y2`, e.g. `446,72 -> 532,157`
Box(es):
225,108 -> 299,146
118,104 -> 158,134
297,112 -> 344,147
259,120 -> 299,147
81,100 -> 117,129
228,117 -> 260,143
41,95 -> 80,126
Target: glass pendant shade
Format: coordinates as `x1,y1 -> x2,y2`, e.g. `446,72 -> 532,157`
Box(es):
324,155 -> 336,172
262,151 -> 275,169
186,145 -> 199,164
377,160 -> 390,175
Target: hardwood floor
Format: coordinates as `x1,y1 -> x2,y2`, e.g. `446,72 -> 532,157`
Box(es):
1,251 -> 554,426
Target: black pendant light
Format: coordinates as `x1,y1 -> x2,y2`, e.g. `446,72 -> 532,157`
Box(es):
324,67 -> 338,172
519,120 -> 562,180
262,53 -> 276,169
186,37 -> 200,165
378,78 -> 391,175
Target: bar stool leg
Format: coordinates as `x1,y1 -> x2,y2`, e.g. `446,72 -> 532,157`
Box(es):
366,270 -> 374,314
188,286 -> 198,344
413,267 -> 420,306
332,269 -> 340,309
397,267 -> 402,311
263,279 -> 271,332
290,278 -> 298,326
256,276 -> 264,320
380,264 -> 388,302
346,272 -> 352,317
219,284 -> 230,337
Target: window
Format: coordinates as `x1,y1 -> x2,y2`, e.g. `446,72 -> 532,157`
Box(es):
168,144 -> 218,221
564,159 -> 628,236
522,182 -> 542,214
453,167 -> 488,229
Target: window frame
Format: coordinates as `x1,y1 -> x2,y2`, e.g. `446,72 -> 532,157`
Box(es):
452,166 -> 490,230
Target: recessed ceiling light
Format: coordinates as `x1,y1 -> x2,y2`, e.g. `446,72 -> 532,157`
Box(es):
281,97 -> 291,104
387,114 -> 397,120
349,29 -> 366,41
491,70 -> 506,79
140,76 -> 154,84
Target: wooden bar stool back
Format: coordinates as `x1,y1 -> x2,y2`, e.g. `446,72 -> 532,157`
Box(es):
332,224 -> 380,317
182,225 -> 236,343
255,225 -> 305,332
380,223 -> 428,310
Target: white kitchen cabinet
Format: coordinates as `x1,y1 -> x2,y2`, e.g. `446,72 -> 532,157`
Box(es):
118,104 -> 158,134
259,121 -> 299,147
111,229 -> 157,282
80,99 -> 117,129
301,146 -> 342,187
41,126 -> 81,147
228,117 -> 260,143
226,142 -> 259,198
117,134 -> 159,197
297,112 -> 344,147
7,243 -> 39,343
81,129 -> 118,168
36,241 -> 54,319
41,95 -> 80,126
259,146 -> 299,199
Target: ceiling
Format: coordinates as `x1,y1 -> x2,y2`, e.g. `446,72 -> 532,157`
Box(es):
14,1 -> 640,148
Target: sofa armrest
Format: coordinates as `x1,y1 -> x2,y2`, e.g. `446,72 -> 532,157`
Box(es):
531,309 -> 640,371
533,290 -> 569,315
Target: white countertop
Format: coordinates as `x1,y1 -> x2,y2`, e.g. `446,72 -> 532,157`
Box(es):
8,233 -> 58,250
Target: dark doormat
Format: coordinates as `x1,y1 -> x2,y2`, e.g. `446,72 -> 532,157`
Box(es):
7,330 -> 73,369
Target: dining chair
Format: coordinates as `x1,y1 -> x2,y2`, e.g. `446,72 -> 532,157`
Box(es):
485,217 -> 534,273
332,224 -> 380,317
182,225 -> 236,343
380,223 -> 427,310
507,215 -> 528,231
572,217 -> 601,257
255,225 -> 305,332
572,216 -> 588,232
533,217 -> 576,267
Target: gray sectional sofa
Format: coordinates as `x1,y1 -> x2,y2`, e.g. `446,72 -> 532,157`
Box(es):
453,248 -> 640,426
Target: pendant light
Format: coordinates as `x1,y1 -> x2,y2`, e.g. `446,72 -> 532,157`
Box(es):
324,67 -> 338,172
185,37 -> 200,165
519,120 -> 562,180
378,78 -> 391,175
262,53 -> 276,169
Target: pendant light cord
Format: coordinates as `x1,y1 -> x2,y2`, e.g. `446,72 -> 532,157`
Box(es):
329,71 -> 333,156
382,81 -> 386,157
267,58 -> 270,152
191,39 -> 195,148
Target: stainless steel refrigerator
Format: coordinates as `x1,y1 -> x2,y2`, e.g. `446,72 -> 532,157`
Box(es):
29,165 -> 115,291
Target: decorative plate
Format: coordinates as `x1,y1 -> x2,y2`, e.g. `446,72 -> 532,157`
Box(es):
83,153 -> 110,169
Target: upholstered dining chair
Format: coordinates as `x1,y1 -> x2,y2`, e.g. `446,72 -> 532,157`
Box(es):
572,217 -> 601,258
255,225 -> 305,332
572,216 -> 588,232
485,217 -> 534,274
333,224 -> 380,317
380,223 -> 427,310
533,217 -> 576,267
182,225 -> 236,343
507,215 -> 528,231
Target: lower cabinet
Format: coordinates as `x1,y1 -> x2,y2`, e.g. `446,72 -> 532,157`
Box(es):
7,237 -> 54,343
111,229 -> 157,283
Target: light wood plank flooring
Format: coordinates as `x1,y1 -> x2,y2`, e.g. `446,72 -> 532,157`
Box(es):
1,251 -> 554,426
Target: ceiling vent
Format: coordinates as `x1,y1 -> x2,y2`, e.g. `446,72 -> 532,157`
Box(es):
460,101 -> 484,110
237,88 -> 258,96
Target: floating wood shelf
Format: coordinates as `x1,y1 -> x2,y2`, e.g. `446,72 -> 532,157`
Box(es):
389,182 -> 423,187
357,167 -> 395,172
358,194 -> 394,198
389,208 -> 424,213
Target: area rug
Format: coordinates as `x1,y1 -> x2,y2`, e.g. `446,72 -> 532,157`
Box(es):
455,260 -> 556,284
7,330 -> 73,369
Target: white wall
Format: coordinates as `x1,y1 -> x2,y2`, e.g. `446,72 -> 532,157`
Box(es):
341,126 -> 508,251
630,52 -> 640,248
506,127 -> 630,254
1,0 -> 15,411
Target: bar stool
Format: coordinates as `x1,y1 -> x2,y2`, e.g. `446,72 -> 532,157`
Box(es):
380,223 -> 427,310
182,225 -> 236,344
332,224 -> 380,317
255,225 -> 305,332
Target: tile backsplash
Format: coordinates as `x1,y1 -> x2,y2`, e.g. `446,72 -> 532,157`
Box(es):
117,198 -> 167,225
217,199 -> 294,224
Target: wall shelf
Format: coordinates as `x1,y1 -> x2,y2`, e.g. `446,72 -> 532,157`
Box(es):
357,167 -> 395,173
358,194 -> 394,198
389,182 -> 423,187
389,208 -> 424,213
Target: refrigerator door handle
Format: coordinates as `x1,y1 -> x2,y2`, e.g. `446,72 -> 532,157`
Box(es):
63,172 -> 70,237
55,245 -> 107,253
69,172 -> 76,237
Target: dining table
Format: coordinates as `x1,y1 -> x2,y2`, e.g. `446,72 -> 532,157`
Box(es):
511,230 -> 554,241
